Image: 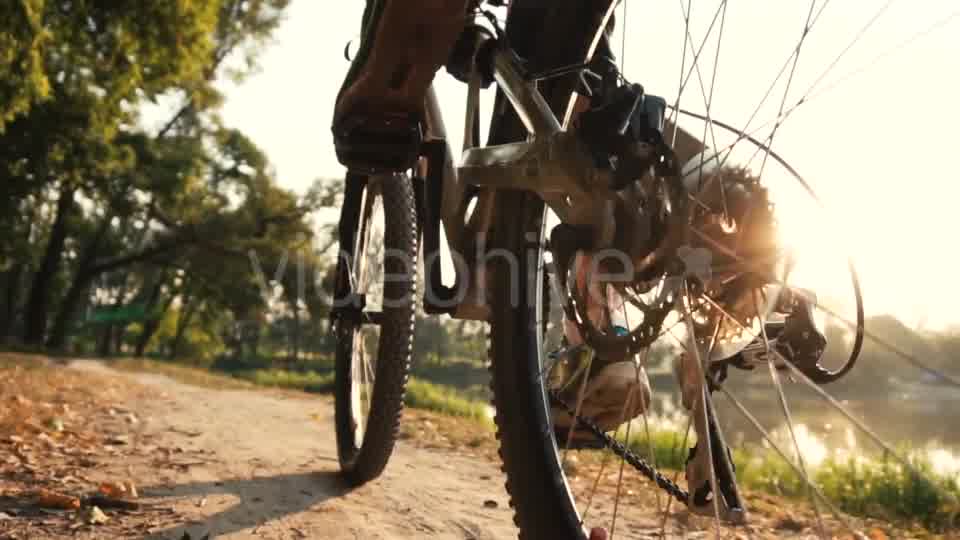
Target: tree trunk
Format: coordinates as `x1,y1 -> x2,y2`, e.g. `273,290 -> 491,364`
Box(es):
284,290 -> 301,364
292,308 -> 301,363
134,277 -> 172,357
1,263 -> 24,339
23,186 -> 75,345
113,322 -> 126,355
47,215 -> 112,350
45,275 -> 91,350
168,296 -> 197,360
97,324 -> 114,357
106,275 -> 132,356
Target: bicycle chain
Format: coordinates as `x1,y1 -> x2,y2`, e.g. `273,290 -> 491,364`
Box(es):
549,390 -> 690,505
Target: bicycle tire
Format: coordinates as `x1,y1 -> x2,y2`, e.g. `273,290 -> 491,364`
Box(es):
488,192 -> 590,539
486,2 -> 619,538
334,174 -> 418,485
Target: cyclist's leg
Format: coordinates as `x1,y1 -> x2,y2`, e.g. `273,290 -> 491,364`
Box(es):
333,0 -> 471,172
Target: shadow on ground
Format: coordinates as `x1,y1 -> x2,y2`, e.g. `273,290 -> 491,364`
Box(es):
142,470 -> 354,539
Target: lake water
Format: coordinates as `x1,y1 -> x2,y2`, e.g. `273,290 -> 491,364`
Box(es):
642,371 -> 960,476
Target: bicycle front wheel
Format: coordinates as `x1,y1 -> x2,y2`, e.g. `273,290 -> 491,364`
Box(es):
334,173 -> 418,485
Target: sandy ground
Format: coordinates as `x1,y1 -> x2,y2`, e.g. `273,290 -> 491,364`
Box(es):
64,360 -> 523,540
1,358 -> 914,540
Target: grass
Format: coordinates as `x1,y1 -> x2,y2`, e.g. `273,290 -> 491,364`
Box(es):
109,357 -> 492,425
618,422 -> 694,471
232,368 -> 334,393
405,377 -> 492,425
411,356 -> 492,402
810,453 -> 959,531
617,424 -> 960,531
110,358 -> 255,390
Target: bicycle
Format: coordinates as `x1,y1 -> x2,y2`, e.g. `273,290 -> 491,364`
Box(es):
328,1 -> 949,538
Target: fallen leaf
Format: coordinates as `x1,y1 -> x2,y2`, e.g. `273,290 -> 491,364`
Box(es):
98,482 -> 130,499
82,505 -> 109,525
34,489 -> 81,510
168,427 -> 203,437
46,417 -> 65,432
105,435 -> 129,445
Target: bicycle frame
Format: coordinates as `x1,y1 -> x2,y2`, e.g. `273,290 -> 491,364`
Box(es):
329,0 -> 705,324
418,8 -> 637,320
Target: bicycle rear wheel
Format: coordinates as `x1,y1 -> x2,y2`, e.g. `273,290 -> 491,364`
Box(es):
484,1 -> 955,538
334,173 -> 418,485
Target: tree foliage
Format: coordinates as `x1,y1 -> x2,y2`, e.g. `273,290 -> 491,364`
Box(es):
0,0 -> 319,357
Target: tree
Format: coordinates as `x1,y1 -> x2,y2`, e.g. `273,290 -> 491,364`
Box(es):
0,0 -> 290,345
0,0 -> 48,133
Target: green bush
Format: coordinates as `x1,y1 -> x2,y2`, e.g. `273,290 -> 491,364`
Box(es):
813,451 -> 959,530
405,378 -> 491,424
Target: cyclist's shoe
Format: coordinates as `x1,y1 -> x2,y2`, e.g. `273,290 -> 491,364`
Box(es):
333,0 -> 470,174
550,344 -> 651,448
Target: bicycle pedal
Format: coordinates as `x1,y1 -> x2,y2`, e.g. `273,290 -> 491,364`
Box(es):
334,113 -> 422,174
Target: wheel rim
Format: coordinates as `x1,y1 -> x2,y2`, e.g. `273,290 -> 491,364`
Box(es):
348,179 -> 386,449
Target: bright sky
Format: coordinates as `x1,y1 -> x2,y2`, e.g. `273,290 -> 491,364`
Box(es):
213,1 -> 960,330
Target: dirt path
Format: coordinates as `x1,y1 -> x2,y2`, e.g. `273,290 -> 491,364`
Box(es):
25,360 -> 901,540
66,360 -> 520,540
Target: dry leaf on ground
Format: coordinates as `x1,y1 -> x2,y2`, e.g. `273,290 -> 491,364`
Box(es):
98,481 -> 138,499
80,505 -> 109,525
34,488 -> 81,510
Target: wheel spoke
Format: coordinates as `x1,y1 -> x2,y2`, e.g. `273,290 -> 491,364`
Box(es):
352,331 -> 366,441
637,348 -> 663,516
718,385 -> 861,534
609,386 -> 635,540
656,414 -> 692,538
363,337 -> 376,390
776,350 -> 950,486
561,348 -> 594,464
667,0 -> 693,148
701,286 -> 955,506
753,289 -> 829,538
750,0 -> 819,182
677,0 -> 730,218
680,284 -> 723,538
668,0 -> 725,150
713,0 -> 832,172
580,440 -> 614,524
